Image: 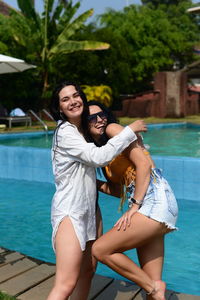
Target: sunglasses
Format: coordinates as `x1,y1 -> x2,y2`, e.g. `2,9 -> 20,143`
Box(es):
88,111 -> 107,124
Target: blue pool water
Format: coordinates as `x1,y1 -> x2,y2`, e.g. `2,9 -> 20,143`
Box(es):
0,123 -> 200,157
0,178 -> 199,296
142,123 -> 200,157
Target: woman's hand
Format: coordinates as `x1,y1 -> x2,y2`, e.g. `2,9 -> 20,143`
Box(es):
129,120 -> 147,133
114,205 -> 139,231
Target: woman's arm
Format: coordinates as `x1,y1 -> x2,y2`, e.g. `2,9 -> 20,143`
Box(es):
124,143 -> 151,202
106,123 -> 151,204
97,179 -> 121,198
56,121 -> 146,168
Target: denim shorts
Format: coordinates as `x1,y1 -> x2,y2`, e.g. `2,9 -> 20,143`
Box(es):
127,168 -> 178,230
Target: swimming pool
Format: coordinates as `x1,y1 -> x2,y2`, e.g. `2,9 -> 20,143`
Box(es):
0,122 -> 200,157
0,178 -> 199,296
142,123 -> 200,157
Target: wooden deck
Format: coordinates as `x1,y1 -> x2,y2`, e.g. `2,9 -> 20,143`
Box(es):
0,247 -> 199,300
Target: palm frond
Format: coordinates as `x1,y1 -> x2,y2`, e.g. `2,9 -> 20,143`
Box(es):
17,0 -> 40,27
49,40 -> 110,58
55,9 -> 94,43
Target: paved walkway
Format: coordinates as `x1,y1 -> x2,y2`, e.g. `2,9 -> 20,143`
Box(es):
0,247 -> 199,300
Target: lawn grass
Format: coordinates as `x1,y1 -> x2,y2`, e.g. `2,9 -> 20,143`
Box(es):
0,292 -> 16,300
119,114 -> 200,126
0,121 -> 56,133
0,115 -> 200,133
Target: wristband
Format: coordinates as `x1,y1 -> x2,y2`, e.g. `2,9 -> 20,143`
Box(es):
130,198 -> 142,206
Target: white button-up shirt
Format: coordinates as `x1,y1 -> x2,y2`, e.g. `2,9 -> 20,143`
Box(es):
51,121 -> 137,251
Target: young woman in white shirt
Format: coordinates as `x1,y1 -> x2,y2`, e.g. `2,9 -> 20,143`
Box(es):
46,81 -> 147,300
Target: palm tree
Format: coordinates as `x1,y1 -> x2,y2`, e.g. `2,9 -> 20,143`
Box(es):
9,0 -> 109,95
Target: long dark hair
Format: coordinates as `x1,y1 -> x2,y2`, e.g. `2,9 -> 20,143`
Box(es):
87,100 -> 118,145
88,101 -> 127,211
50,80 -> 89,139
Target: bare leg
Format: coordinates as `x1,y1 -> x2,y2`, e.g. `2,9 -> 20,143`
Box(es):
70,241 -> 94,300
92,212 -> 167,299
70,206 -> 103,300
46,217 -> 83,300
137,236 -> 166,300
137,235 -> 164,280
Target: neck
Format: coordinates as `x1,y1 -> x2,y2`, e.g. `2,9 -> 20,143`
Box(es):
93,135 -> 101,145
69,117 -> 82,132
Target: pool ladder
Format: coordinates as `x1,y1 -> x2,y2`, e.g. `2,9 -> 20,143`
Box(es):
28,109 -> 49,132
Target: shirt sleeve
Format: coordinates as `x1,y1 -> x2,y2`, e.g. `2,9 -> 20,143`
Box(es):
56,123 -> 137,167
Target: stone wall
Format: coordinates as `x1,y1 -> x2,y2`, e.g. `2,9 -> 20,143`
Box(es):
114,71 -> 200,118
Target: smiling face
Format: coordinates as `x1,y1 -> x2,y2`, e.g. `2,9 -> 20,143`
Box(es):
59,85 -> 84,125
88,105 -> 108,143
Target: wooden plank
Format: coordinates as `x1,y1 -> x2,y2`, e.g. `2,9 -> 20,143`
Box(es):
0,264 -> 55,296
88,274 -> 114,300
0,248 -> 7,254
134,288 -> 180,300
165,290 -> 176,300
169,292 -> 200,300
18,276 -> 55,300
0,248 -> 199,300
19,275 -> 135,300
0,258 -> 37,283
94,279 -> 140,300
0,252 -> 24,267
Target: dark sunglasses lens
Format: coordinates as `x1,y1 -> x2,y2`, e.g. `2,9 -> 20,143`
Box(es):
88,114 -> 97,123
98,112 -> 107,119
88,111 -> 107,123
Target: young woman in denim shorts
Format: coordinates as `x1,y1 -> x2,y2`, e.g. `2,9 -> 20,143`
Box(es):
88,101 -> 178,300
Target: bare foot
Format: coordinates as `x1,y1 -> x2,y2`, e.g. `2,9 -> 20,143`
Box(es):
148,280 -> 166,300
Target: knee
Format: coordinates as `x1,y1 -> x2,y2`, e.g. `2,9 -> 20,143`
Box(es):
54,278 -> 77,297
66,280 -> 77,295
92,241 -> 107,263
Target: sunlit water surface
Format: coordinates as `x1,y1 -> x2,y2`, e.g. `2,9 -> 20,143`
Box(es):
0,178 -> 199,295
0,125 -> 200,157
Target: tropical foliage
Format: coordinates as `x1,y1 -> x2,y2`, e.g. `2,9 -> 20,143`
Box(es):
62,0 -> 200,109
0,0 -> 200,111
141,0 -> 192,7
0,0 -> 109,100
99,1 -> 199,83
